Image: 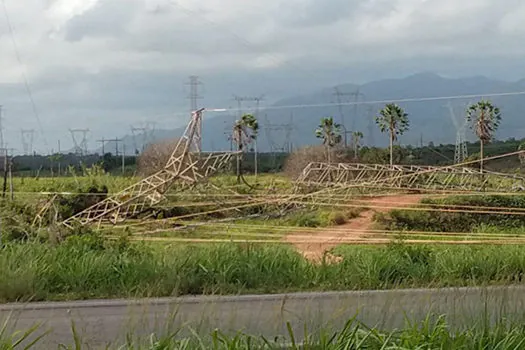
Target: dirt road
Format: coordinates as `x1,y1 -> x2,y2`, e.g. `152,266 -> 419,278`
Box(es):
284,194 -> 424,262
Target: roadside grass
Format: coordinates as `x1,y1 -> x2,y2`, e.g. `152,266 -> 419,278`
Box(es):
3,238 -> 525,303
7,314 -> 525,349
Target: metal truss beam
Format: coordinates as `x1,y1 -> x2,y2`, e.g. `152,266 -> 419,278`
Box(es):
62,109 -> 238,228
295,162 -> 525,194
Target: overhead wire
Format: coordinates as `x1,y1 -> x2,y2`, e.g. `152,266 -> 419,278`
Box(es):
204,90 -> 525,114
113,236 -> 525,246
1,0 -> 48,150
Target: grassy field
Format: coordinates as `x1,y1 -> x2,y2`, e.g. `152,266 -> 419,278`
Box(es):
4,171 -> 525,304
3,238 -> 525,303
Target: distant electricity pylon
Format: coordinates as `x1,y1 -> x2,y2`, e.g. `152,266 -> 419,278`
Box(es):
333,87 -> 352,140
350,88 -> 365,132
185,75 -> 203,153
333,87 -> 365,146
69,128 -> 90,156
20,129 -> 35,155
445,102 -> 468,164
130,124 -> 154,155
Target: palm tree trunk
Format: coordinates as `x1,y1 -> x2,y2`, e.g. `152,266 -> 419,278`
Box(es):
480,141 -> 484,174
236,129 -> 242,183
480,140 -> 485,191
389,132 -> 394,168
254,139 -> 258,180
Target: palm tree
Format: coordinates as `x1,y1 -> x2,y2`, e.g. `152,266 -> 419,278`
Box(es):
375,104 -> 410,167
351,131 -> 364,160
315,117 -> 342,163
232,114 -> 259,183
466,100 -> 501,174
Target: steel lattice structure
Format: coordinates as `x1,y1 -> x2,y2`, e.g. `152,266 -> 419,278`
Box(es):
295,162 -> 525,194
62,109 -> 238,228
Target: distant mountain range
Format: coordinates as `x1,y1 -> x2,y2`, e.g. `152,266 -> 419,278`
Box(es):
94,73 -> 525,154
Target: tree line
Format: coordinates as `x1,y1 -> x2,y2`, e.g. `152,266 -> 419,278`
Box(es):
314,100 -> 505,172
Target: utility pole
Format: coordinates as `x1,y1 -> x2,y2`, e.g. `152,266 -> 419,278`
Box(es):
99,138 -> 124,174
186,76 -> 203,153
20,129 -> 35,155
1,148 -> 14,199
98,137 -> 106,155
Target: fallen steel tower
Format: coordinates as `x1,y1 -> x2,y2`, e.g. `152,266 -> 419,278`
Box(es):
62,109 -> 237,228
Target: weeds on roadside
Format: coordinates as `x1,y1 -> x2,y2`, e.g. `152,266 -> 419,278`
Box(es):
8,314 -> 525,349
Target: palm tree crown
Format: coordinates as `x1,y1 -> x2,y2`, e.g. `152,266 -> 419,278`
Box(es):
233,114 -> 259,151
315,117 -> 342,147
466,100 -> 501,143
375,103 -> 409,166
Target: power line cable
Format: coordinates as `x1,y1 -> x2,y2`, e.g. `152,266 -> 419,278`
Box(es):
1,0 -> 48,150
205,90 -> 525,114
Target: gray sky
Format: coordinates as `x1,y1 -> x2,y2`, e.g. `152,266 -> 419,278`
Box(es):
1,0 -> 525,153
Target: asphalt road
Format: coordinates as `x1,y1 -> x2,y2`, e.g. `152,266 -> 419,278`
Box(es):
3,286 -> 525,348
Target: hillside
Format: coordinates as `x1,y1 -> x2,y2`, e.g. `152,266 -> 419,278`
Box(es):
96,73 -> 525,154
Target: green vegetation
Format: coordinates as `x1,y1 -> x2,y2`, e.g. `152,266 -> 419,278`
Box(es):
375,103 -> 410,166
3,239 -> 525,303
315,117 -> 342,163
466,100 -> 502,173
233,114 -> 259,183
376,195 -> 525,233
8,315 -> 525,349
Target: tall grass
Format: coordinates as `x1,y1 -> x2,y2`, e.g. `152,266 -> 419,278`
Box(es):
3,238 -> 525,303
7,315 -> 525,349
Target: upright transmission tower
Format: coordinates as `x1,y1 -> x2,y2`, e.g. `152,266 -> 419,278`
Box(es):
333,87 -> 352,144
350,88 -> 365,132
185,76 -> 203,153
20,129 -> 35,155
445,102 -> 468,164
130,124 -> 154,155
264,114 -> 295,168
69,128 -> 90,156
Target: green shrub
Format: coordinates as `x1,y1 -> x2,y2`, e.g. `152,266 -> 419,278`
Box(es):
376,195 -> 525,232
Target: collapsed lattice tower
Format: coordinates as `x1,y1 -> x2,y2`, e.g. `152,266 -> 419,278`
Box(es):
62,109 -> 236,228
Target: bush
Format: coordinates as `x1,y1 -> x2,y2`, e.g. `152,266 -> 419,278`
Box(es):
283,145 -> 351,179
137,139 -> 181,176
376,195 -> 525,232
0,200 -> 37,242
56,185 -> 109,219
